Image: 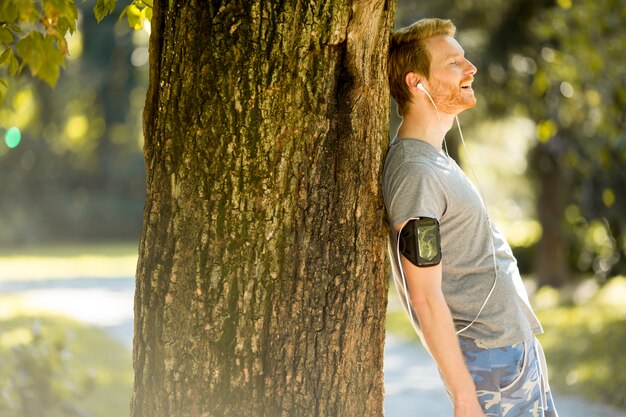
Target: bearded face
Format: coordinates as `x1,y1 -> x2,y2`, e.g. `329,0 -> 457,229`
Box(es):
422,35 -> 478,115
428,74 -> 477,115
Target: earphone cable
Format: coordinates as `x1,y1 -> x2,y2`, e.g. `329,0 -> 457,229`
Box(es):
454,114 -> 498,334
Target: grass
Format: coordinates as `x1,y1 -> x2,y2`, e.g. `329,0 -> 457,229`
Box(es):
0,313 -> 133,417
386,310 -> 420,343
534,277 -> 626,408
0,241 -> 139,281
384,276 -> 626,410
0,241 -> 139,258
0,242 -> 136,416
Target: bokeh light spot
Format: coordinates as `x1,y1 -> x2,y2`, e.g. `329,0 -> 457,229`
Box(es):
66,115 -> 89,141
537,119 -> 558,142
5,127 -> 21,148
602,188 -> 615,208
560,81 -> 574,98
557,0 -> 572,9
131,47 -> 149,67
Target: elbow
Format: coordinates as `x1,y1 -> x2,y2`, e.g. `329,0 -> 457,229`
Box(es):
410,291 -> 447,317
409,294 -> 429,310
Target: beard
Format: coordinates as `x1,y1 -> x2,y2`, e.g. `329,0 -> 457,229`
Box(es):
429,77 -> 477,115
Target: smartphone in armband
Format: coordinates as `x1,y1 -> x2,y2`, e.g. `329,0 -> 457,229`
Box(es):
399,217 -> 442,267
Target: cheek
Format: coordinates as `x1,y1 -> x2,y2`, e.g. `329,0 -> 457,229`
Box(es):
430,79 -> 457,98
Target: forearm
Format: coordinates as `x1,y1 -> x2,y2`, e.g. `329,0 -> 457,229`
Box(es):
394,216 -> 484,416
413,293 -> 477,401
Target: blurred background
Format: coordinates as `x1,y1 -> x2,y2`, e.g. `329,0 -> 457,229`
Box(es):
0,0 -> 624,416
0,1 -> 146,415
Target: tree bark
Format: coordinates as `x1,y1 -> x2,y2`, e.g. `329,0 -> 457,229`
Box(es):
131,1 -> 394,416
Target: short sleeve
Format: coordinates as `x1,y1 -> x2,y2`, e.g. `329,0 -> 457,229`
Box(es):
384,162 -> 448,230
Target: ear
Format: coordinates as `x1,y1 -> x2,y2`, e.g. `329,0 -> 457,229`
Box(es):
405,72 -> 420,91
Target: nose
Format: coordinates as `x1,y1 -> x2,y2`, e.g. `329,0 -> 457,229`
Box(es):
465,58 -> 477,76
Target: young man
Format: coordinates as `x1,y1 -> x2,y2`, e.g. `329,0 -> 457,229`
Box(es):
383,18 -> 559,417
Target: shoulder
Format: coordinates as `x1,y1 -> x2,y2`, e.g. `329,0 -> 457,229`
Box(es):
390,162 -> 441,188
383,157 -> 449,209
384,155 -> 446,191
385,141 -> 442,177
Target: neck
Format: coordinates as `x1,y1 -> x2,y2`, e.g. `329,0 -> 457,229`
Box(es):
396,106 -> 455,150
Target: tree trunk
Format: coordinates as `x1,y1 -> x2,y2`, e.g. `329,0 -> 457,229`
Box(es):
131,1 -> 394,417
531,141 -> 569,287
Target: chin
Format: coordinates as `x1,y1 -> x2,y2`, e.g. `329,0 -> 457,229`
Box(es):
439,94 -> 477,114
454,102 -> 476,115
462,96 -> 477,110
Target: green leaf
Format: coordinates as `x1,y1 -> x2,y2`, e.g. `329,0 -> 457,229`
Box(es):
8,24 -> 23,33
15,0 -> 36,22
94,0 -> 117,22
9,52 -> 19,76
0,3 -> 19,23
41,0 -> 78,37
15,31 -> 64,86
43,0 -> 78,23
0,48 -> 12,65
0,27 -> 13,43
0,77 -> 7,102
140,5 -> 152,23
57,16 -> 76,35
120,4 -> 142,30
9,51 -> 20,75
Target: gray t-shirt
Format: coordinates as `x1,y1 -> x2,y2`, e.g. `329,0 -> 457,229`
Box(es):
383,138 -> 543,349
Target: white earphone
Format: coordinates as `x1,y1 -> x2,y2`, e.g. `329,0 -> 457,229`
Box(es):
416,81 -> 440,117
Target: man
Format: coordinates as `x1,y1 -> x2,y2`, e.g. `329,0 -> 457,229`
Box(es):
383,18 -> 559,417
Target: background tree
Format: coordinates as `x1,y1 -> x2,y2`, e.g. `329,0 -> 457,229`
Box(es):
524,0 -> 626,282
130,1 -> 394,416
0,0 -> 146,244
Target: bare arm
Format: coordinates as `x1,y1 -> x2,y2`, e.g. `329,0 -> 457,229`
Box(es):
396,223 -> 485,417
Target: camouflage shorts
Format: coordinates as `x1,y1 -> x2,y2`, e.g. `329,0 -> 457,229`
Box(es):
457,337 -> 559,417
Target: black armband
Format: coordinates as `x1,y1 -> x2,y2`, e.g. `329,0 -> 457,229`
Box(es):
399,218 -> 442,267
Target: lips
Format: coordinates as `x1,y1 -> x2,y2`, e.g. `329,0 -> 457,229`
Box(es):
461,79 -> 474,92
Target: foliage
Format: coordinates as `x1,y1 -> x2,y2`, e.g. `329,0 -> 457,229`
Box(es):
0,315 -> 132,417
94,0 -> 152,30
534,276 -> 626,409
0,320 -> 93,417
0,0 -> 77,92
522,0 -> 626,278
117,0 -> 152,30
0,0 -> 151,100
